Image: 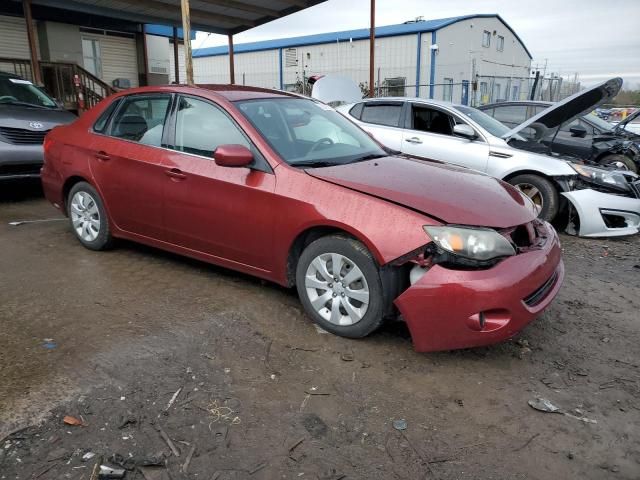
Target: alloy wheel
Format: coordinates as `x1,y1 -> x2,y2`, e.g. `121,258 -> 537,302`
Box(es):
70,191 -> 101,242
514,182 -> 544,212
304,252 -> 370,326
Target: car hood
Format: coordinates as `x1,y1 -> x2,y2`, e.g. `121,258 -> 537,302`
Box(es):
503,77 -> 623,139
306,156 -> 537,228
0,104 -> 76,130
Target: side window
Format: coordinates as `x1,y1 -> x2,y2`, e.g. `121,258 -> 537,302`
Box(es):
109,95 -> 170,146
93,99 -> 119,133
173,96 -> 249,157
349,102 -> 364,119
492,105 -> 528,128
360,103 -> 402,127
411,106 -> 454,136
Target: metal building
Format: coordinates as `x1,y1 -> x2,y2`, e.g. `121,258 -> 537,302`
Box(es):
189,14 -> 533,105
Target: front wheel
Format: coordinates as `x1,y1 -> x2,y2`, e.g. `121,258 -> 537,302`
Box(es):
599,154 -> 638,173
67,181 -> 113,251
507,174 -> 559,222
295,235 -> 385,339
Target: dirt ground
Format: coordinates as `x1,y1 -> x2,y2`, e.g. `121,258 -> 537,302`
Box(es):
1,182 -> 639,480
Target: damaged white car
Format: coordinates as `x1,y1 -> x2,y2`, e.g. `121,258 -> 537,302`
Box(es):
333,78 -> 640,238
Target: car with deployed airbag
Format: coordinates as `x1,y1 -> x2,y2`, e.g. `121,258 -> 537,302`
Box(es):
41,85 -> 563,352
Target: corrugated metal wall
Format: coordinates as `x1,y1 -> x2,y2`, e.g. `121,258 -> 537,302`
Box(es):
82,32 -> 139,87
0,15 -> 40,59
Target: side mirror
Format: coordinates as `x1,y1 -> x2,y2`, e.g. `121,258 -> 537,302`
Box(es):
453,123 -> 477,140
214,144 -> 253,168
569,124 -> 587,138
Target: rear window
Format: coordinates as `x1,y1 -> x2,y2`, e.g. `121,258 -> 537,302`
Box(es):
360,103 -> 402,127
349,102 -> 364,119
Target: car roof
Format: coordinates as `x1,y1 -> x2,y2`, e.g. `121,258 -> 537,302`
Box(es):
360,97 -> 466,109
0,70 -> 24,80
111,84 -> 301,102
478,101 -> 553,109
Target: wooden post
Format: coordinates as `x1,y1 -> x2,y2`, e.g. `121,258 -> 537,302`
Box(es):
23,0 -> 42,85
180,0 -> 194,85
369,0 -> 375,98
172,26 -> 180,83
228,34 -> 235,84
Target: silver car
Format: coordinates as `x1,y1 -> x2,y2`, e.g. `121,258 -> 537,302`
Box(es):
336,80 -> 640,237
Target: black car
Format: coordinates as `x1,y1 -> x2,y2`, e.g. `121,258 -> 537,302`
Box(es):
478,100 -> 640,172
0,71 -> 76,180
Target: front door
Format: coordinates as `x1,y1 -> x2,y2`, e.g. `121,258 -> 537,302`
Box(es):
89,93 -> 172,240
401,103 -> 489,173
162,95 -> 276,271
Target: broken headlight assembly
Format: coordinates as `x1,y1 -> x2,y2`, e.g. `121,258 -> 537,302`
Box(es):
423,225 -> 515,268
571,163 -> 633,193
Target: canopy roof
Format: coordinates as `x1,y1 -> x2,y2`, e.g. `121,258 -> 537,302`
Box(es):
21,0 -> 327,35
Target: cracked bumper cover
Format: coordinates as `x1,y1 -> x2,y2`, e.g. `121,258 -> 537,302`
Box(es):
562,189 -> 640,237
394,223 -> 563,352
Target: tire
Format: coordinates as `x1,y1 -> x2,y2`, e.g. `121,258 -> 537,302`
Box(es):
599,154 -> 638,173
507,174 -> 559,222
67,181 -> 113,251
295,234 -> 385,339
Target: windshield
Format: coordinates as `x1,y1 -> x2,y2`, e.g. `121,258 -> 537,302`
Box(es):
0,76 -> 58,108
584,111 -> 614,132
235,97 -> 386,167
454,105 -> 514,138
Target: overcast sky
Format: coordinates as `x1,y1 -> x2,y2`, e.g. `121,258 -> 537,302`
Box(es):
195,0 -> 640,89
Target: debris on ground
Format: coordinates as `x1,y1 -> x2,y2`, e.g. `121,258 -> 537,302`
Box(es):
98,464 -> 125,478
62,415 -> 84,426
392,419 -> 407,431
528,397 -> 597,424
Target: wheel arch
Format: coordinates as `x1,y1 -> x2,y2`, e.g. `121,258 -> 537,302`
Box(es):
285,223 -> 382,288
62,175 -> 92,215
502,169 -> 568,192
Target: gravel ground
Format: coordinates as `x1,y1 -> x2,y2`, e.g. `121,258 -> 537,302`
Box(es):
0,182 -> 639,480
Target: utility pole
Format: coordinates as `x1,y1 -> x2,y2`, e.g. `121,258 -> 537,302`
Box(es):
180,0 -> 194,85
23,0 -> 42,85
369,0 -> 375,97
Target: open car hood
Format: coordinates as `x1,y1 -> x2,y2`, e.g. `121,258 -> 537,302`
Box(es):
306,156 -> 538,228
503,77 -> 623,140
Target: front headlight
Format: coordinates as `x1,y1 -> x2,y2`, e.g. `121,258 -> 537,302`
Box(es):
423,226 -> 515,262
571,163 -> 629,191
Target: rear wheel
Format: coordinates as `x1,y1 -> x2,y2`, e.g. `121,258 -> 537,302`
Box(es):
67,182 -> 113,251
599,154 -> 637,173
295,235 -> 385,339
507,174 -> 559,222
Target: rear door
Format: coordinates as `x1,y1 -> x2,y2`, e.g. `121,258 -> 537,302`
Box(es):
350,101 -> 404,151
401,102 -> 489,173
89,93 -> 172,240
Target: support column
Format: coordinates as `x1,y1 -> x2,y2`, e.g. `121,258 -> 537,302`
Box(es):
228,34 -> 235,84
23,0 -> 42,85
369,0 -> 375,97
180,0 -> 194,85
172,27 -> 180,83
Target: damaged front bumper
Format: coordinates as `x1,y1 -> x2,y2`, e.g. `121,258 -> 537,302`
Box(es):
562,189 -> 640,237
394,222 -> 563,352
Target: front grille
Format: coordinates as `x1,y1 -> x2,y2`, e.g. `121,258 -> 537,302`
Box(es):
523,271 -> 558,307
0,163 -> 41,176
0,126 -> 49,145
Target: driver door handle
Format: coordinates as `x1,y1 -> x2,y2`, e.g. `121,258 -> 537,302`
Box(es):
405,137 -> 423,144
95,151 -> 111,161
165,168 -> 187,180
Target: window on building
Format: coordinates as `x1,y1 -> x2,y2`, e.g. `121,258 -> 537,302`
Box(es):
497,35 -> 504,51
109,95 -> 171,146
511,85 -> 519,101
443,78 -> 454,102
384,77 -> 406,97
172,96 -> 250,157
285,48 -> 298,67
411,105 -> 454,136
82,38 -> 102,78
480,81 -> 489,104
360,103 -> 403,127
482,30 -> 491,48
493,83 -> 502,102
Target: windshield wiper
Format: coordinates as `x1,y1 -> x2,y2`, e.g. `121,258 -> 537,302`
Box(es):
0,100 -> 50,109
291,160 -> 343,168
349,153 -> 387,163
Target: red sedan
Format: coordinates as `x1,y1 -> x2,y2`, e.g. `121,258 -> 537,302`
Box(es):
41,85 -> 564,352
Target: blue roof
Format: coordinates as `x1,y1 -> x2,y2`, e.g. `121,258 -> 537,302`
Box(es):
145,24 -> 196,40
193,14 -> 532,59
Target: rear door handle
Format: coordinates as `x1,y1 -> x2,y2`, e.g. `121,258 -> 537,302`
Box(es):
405,137 -> 423,144
165,168 -> 187,180
95,151 -> 110,161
